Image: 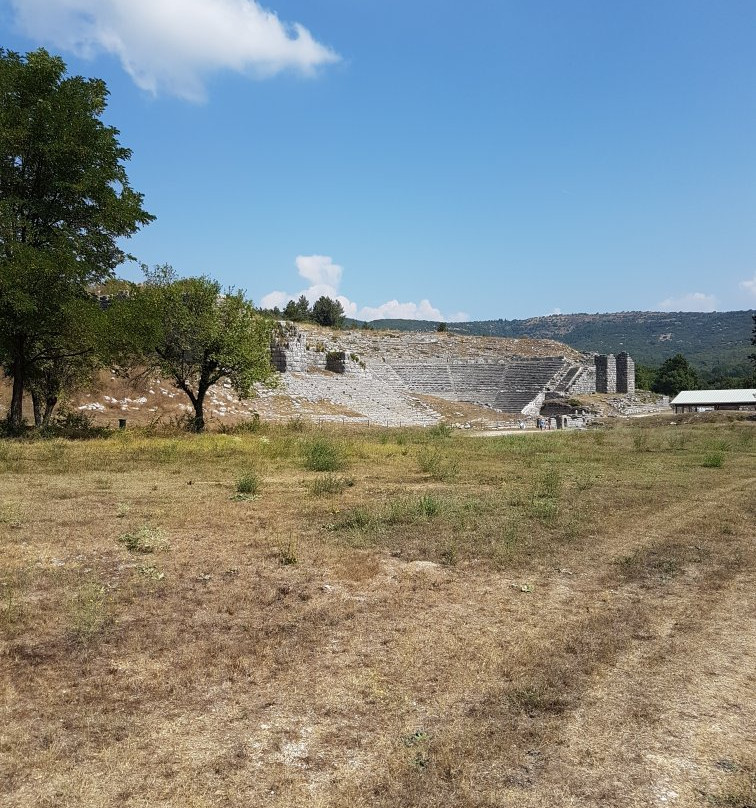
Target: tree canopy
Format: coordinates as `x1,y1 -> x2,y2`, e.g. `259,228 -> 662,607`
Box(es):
122,266 -> 274,432
652,353 -> 699,397
311,295 -> 345,328
0,48 -> 153,428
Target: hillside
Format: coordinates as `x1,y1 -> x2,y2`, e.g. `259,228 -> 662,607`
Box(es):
351,310 -> 755,373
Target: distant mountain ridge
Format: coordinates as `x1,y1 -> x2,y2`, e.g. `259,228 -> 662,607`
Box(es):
345,310 -> 755,373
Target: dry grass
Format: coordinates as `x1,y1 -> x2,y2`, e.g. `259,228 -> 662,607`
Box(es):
0,416 -> 754,807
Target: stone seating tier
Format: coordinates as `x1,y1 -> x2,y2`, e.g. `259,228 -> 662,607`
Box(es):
389,358 -> 570,413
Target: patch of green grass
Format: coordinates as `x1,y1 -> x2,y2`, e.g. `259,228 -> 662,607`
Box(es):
117,526 -> 168,554
0,502 -> 26,527
702,451 -> 725,468
417,446 -> 459,481
236,472 -> 260,495
309,474 -> 354,496
303,437 -> 347,472
427,423 -> 453,439
69,581 -> 111,644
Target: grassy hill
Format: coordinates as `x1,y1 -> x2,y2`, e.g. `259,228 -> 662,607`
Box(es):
349,310 -> 755,375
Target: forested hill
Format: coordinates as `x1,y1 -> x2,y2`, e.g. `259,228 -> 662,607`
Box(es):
346,310 -> 755,373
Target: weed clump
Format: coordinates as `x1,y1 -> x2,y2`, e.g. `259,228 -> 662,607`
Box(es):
117,526 -> 168,554
236,472 -> 260,495
417,446 -> 459,481
69,581 -> 111,643
304,437 -> 347,471
702,451 -> 725,468
310,474 -> 354,496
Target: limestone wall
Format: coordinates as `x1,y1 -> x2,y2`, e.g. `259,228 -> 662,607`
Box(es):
616,352 -> 636,395
595,354 -> 617,393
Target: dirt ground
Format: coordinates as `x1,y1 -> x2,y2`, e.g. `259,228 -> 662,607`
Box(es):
1,416 -> 754,807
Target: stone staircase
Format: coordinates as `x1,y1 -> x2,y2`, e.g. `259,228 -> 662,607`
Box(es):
492,358 -> 569,413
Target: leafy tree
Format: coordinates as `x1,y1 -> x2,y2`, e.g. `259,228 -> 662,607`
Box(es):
311,296 -> 345,328
0,48 -> 152,429
125,266 -> 274,432
634,364 -> 657,391
750,313 -> 756,382
436,322 -> 448,333
652,353 -> 699,397
282,294 -> 312,322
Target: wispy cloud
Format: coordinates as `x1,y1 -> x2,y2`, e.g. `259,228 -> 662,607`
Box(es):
10,0 -> 340,101
260,255 -> 469,322
739,272 -> 756,299
657,291 -> 718,312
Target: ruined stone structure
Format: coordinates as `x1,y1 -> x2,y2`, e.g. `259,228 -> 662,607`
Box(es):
595,353 -> 617,394
616,351 -> 635,395
269,325 -> 636,425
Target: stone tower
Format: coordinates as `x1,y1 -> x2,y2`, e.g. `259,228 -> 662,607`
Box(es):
616,352 -> 635,395
595,354 -> 617,394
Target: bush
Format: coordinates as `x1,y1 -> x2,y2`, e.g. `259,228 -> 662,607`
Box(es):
236,472 -> 260,495
304,437 -> 347,471
428,423 -> 453,439
702,451 -> 725,468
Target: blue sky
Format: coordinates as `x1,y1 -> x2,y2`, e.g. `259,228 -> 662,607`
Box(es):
2,0 -> 756,320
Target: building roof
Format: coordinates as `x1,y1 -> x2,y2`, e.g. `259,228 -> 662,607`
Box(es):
670,389 -> 756,406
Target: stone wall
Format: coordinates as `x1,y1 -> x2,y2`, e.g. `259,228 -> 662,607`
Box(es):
616,351 -> 635,395
595,354 -> 617,394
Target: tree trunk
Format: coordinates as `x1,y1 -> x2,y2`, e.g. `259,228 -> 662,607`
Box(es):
192,389 -> 206,432
31,390 -> 43,427
9,350 -> 25,430
42,396 -> 58,428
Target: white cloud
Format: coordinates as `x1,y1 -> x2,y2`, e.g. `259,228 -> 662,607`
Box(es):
739,272 -> 756,299
262,255 -> 468,322
10,0 -> 339,100
657,291 -> 718,312
295,255 -> 342,288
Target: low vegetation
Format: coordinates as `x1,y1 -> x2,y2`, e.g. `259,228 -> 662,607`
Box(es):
1,415 -> 754,807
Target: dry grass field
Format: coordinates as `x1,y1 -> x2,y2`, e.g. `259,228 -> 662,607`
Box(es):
1,415 -> 754,807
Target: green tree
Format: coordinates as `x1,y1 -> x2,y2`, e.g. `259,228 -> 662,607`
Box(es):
282,294 -> 312,322
436,322 -> 448,333
0,48 -> 152,429
652,353 -> 699,397
750,313 -> 756,382
126,266 -> 274,432
634,363 -> 657,391
311,295 -> 345,328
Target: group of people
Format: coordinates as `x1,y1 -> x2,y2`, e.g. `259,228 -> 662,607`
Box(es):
536,417 -> 552,430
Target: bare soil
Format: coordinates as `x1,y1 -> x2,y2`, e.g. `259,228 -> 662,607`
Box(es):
1,416 -> 753,807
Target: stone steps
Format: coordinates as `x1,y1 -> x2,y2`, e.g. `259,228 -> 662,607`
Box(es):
282,370 -> 439,427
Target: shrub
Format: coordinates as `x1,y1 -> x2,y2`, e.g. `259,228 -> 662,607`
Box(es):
418,494 -> 442,517
236,472 -> 260,495
428,423 -> 453,439
304,437 -> 347,471
702,451 -> 725,468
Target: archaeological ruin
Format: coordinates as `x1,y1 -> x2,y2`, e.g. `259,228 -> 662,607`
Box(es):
268,324 -> 639,427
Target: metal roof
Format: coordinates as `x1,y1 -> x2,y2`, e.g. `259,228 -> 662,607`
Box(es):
670,389 -> 756,405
